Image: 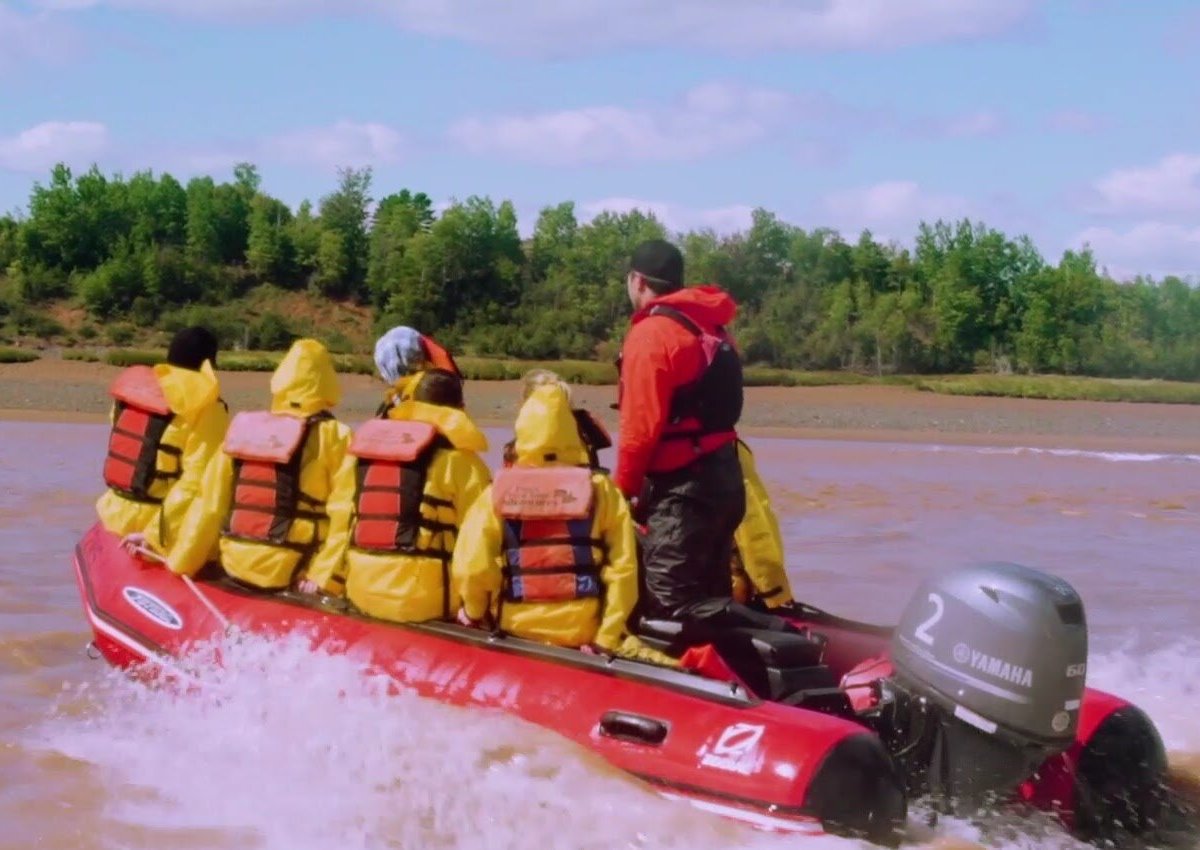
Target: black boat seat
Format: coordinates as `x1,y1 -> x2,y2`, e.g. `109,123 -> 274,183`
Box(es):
635,618 -> 688,655
739,629 -> 826,668
635,617 -> 827,665
634,617 -> 838,703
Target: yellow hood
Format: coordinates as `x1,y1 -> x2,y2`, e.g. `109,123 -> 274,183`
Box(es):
154,360 -> 220,425
387,372 -> 422,405
389,399 -> 489,453
269,338 -> 341,417
512,384 -> 588,467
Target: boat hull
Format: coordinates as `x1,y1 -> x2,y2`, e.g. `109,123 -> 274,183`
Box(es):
71,522 -> 1164,843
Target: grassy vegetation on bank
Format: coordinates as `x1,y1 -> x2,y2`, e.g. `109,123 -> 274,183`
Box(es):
915,374 -> 1200,405
0,347 -> 39,363
9,346 -> 1200,404
96,349 -> 897,388
101,349 -> 622,382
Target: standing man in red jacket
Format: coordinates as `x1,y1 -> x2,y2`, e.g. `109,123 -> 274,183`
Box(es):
615,239 -> 748,633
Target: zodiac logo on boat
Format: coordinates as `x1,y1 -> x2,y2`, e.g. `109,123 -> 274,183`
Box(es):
698,722 -> 766,776
121,586 -> 183,630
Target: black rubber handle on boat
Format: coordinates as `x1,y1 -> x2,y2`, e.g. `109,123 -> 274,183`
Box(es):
598,711 -> 669,745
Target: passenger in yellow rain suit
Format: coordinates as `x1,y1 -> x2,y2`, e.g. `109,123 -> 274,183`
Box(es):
452,382 -> 638,654
164,339 -> 356,591
302,369 -> 492,622
730,440 -> 795,610
500,369 -> 613,472
99,327 -> 229,559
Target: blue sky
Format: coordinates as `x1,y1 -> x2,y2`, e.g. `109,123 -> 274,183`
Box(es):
1,0 -> 1198,279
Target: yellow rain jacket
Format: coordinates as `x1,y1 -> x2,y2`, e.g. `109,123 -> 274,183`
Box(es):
166,340 -> 356,589
310,397 -> 492,622
731,440 -> 794,608
96,361 -> 229,553
452,384 -> 638,652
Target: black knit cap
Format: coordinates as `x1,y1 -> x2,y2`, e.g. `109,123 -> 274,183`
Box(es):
629,239 -> 684,291
166,326 -> 219,370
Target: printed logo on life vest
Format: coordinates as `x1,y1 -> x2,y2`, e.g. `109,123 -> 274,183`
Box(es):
505,486 -> 577,510
698,723 -> 766,776
954,643 -> 1033,688
122,586 -> 183,630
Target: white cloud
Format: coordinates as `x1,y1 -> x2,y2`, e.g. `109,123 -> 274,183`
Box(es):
171,121 -> 406,172
32,0 -> 334,17
0,121 -> 108,173
33,0 -> 1037,54
579,197 -> 755,235
820,180 -> 972,240
270,121 -> 405,168
1073,222 -> 1200,280
0,4 -> 80,69
1084,153 -> 1200,217
378,0 -> 1037,54
1045,108 -> 1104,134
449,83 -> 810,166
938,110 -> 1007,138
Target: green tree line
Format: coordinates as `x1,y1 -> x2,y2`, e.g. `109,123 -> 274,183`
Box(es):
2,162 -> 1198,379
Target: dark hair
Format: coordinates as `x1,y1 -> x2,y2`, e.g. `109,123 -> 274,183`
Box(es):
166,326 -> 219,370
629,239 -> 684,294
412,368 -> 464,409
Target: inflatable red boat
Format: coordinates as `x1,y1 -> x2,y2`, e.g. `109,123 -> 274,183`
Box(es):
72,521 -> 1172,845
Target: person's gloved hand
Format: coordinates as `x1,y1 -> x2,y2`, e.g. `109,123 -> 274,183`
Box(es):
456,607 -> 480,627
121,532 -> 148,554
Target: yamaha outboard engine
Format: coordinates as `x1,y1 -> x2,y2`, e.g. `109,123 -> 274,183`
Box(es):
882,562 -> 1088,814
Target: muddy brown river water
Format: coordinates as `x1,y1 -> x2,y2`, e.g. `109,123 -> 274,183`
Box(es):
1,421 -> 1197,850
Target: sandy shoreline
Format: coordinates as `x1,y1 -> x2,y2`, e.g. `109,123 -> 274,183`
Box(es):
3,358 -> 1199,453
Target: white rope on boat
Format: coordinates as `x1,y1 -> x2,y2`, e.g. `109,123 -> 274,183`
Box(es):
133,546 -> 233,633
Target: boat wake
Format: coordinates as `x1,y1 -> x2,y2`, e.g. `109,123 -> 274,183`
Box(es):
927,445 -> 1200,466
31,633 -> 1200,850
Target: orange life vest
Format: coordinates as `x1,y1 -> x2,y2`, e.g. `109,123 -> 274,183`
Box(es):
420,335 -> 461,378
102,366 -> 179,503
221,410 -> 330,549
348,418 -> 454,555
492,466 -> 604,603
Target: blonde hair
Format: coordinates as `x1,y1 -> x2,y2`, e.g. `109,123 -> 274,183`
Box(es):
521,368 -> 572,402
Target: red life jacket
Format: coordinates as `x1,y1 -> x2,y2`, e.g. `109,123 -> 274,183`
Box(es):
102,366 -> 180,503
492,466 -> 605,603
648,304 -> 743,441
348,418 -> 454,555
222,410 -> 331,549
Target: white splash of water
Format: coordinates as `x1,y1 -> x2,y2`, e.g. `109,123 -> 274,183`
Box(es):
32,633 -> 1200,850
36,633 -> 857,850
1088,638 -> 1200,759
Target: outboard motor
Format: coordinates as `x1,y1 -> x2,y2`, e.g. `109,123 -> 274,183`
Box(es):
881,562 -> 1088,814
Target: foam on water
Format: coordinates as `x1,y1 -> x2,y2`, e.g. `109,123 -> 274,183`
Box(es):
924,445 -> 1200,465
35,634 -> 853,850
30,630 -> 1200,850
1089,638 -> 1200,775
